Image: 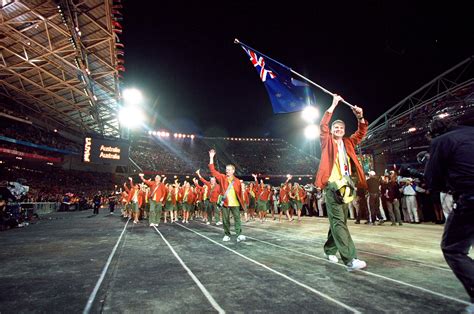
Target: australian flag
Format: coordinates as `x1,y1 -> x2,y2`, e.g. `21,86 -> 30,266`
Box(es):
239,43 -> 315,113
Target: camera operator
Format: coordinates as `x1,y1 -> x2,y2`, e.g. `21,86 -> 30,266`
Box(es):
425,118 -> 474,310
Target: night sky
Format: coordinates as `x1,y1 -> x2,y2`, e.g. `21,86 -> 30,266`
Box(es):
121,1 -> 473,155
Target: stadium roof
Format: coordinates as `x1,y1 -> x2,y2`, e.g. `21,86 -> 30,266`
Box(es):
360,56 -> 474,155
0,0 -> 121,137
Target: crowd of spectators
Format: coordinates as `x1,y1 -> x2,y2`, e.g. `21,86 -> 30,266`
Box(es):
1,165 -> 115,203
0,115 -> 80,153
130,136 -> 318,176
314,169 -> 452,226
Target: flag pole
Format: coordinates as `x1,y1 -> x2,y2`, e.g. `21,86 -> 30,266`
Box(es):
234,38 -> 356,109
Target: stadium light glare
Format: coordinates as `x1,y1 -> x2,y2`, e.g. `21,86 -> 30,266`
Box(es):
302,106 -> 319,123
437,113 -> 449,119
122,88 -> 143,106
174,133 -> 178,138
304,124 -> 320,139
191,134 -> 195,139
119,105 -> 144,129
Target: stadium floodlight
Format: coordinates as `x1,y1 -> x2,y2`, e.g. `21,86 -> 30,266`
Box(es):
191,134 -> 195,139
119,105 -> 144,129
302,106 -> 319,123
122,88 -> 143,106
304,124 -> 320,139
437,113 -> 449,119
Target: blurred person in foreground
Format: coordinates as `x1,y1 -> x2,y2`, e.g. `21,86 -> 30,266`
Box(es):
425,118 -> 474,312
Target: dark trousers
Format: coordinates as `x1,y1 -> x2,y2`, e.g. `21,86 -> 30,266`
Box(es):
441,197 -> 474,302
109,202 -> 115,213
93,203 -> 100,215
369,193 -> 381,222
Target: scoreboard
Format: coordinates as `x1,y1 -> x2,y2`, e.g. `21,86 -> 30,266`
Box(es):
83,137 -> 130,166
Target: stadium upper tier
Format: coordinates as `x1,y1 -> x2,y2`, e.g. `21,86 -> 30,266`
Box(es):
130,135 -> 318,176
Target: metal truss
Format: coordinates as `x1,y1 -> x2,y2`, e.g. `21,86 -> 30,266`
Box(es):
0,0 -> 121,137
360,56 -> 474,156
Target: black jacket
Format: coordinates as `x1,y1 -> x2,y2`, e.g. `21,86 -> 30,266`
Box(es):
425,126 -> 474,195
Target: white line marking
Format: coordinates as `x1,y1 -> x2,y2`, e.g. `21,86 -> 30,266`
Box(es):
177,223 -> 360,314
202,223 -> 470,306
83,218 -> 130,314
153,226 -> 225,314
244,224 -> 451,272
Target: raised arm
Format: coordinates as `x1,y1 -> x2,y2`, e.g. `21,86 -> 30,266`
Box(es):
139,173 -> 153,186
208,149 -> 225,182
320,95 -> 342,138
196,169 -> 210,186
349,105 -> 368,145
252,173 -> 258,183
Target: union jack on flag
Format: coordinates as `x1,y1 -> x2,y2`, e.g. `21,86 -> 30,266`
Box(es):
242,47 -> 276,82
238,42 -> 315,114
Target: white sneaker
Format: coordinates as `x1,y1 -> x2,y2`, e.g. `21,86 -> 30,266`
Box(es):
222,235 -> 231,242
324,253 -> 339,263
236,235 -> 246,242
346,258 -> 367,271
216,221 -> 222,226
465,303 -> 474,314
206,222 -> 210,225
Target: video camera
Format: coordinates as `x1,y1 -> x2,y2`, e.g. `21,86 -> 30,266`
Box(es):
6,181 -> 29,202
399,167 -> 425,180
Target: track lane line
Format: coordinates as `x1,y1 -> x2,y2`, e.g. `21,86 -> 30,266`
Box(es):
201,223 -> 470,306
83,218 -> 130,314
153,226 -> 225,314
176,223 -> 360,314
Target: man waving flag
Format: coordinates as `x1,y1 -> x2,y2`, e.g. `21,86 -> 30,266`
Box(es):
237,40 -> 316,114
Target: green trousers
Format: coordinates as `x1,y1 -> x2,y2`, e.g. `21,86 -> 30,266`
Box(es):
208,202 -> 220,223
149,200 -> 163,224
323,185 -> 357,264
222,206 -> 241,236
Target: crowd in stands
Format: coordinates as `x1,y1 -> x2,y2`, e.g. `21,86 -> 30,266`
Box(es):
1,165 -> 115,203
0,115 -> 80,153
0,142 -> 64,160
130,135 -> 318,176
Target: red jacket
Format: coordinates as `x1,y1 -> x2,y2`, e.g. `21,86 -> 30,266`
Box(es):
315,111 -> 368,189
241,188 -> 250,208
257,183 -> 271,201
165,188 -> 178,205
181,187 -> 195,205
124,182 -> 141,206
279,185 -> 290,203
291,186 -> 306,202
208,163 -> 244,207
142,179 -> 167,204
194,185 -> 203,202
200,177 -> 221,203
